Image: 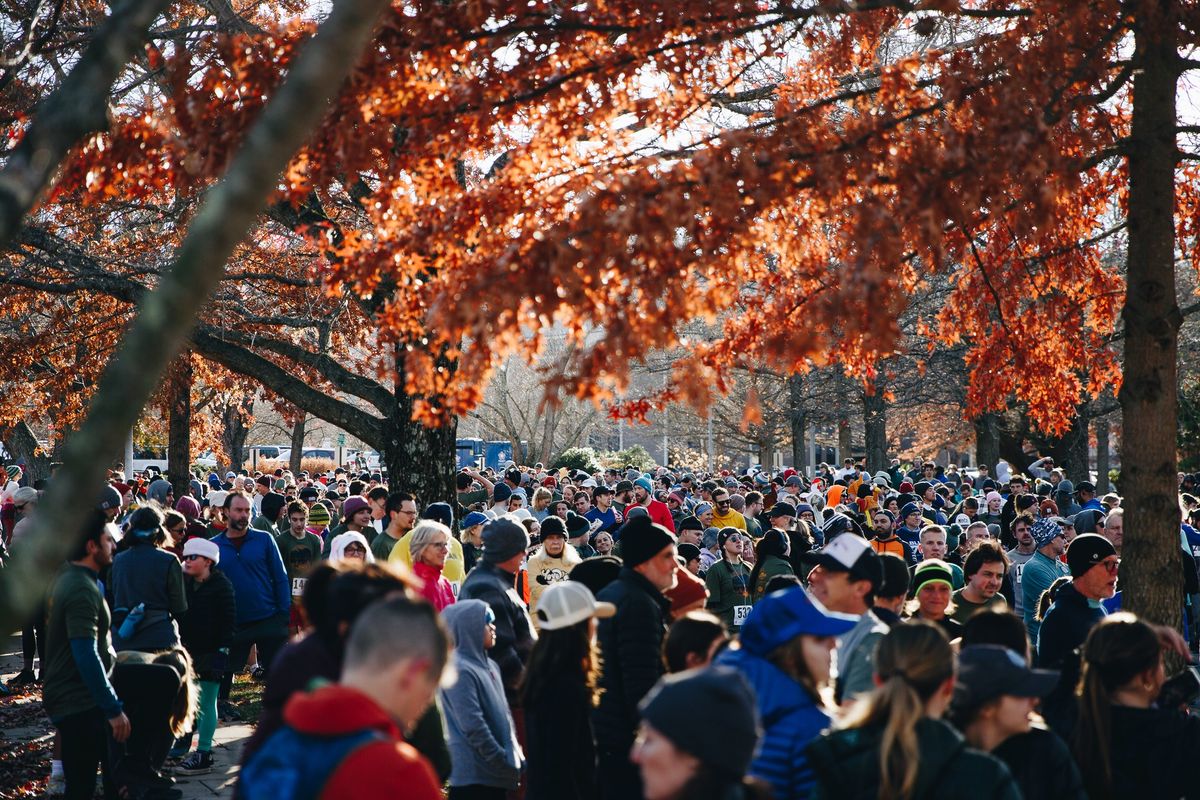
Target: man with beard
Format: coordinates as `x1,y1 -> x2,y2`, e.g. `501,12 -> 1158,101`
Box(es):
1022,517 -> 1070,644
631,477 -> 675,532
213,493 -> 289,719
868,509 -> 913,562
612,479 -> 635,516
43,511 -> 128,799
594,516 -> 677,800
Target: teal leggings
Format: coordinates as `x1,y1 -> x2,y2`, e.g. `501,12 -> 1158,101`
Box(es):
197,680 -> 220,752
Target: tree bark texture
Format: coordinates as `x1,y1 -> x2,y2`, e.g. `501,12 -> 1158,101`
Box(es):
385,348 -> 457,510
1120,0 -> 1182,631
1,421 -> 52,484
973,412 -> 1001,470
837,415 -> 852,462
0,0 -> 395,630
1037,401 -> 1090,485
167,358 -> 192,499
864,389 -> 888,474
290,412 -> 306,475
220,395 -> 253,472
788,374 -> 807,472
1096,418 -> 1111,493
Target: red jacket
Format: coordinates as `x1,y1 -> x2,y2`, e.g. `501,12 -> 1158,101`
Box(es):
283,684 -> 441,800
413,561 -> 456,612
644,499 -> 676,533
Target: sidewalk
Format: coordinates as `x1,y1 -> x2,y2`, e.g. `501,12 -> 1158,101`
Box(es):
0,633 -> 253,799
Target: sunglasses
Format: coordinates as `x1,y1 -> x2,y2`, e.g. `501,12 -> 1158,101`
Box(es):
1096,558 -> 1120,574
183,554 -> 207,562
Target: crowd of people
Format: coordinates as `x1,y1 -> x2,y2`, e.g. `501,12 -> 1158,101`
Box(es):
3,453 -> 1200,799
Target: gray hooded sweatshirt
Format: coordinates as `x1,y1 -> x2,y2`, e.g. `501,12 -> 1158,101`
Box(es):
440,599 -> 524,789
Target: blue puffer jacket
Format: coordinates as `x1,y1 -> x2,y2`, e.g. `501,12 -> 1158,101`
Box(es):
211,528 -> 290,626
716,645 -> 830,800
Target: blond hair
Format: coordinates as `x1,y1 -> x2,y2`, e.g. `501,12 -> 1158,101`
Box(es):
837,622 -> 954,800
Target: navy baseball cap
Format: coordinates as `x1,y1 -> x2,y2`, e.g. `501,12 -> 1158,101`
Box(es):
953,645 -> 1058,709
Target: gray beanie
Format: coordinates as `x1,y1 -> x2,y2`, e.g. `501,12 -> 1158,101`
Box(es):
482,518 -> 528,563
147,478 -> 172,505
98,484 -> 122,511
640,666 -> 761,778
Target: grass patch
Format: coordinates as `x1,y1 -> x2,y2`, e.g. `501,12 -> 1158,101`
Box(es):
229,674 -> 264,723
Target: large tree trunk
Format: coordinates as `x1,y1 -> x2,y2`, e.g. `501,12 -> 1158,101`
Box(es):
166,357 -> 192,499
863,388 -> 888,474
383,350 -> 458,509
837,415 -> 852,462
973,412 -> 1001,470
1035,401 -> 1091,484
1121,2 -> 1181,632
1,421 -> 52,485
221,395 -> 254,473
789,373 -> 808,473
1096,418 -> 1111,493
289,412 -> 306,475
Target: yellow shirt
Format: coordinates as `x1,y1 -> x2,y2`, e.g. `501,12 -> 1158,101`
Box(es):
388,529 -> 467,590
711,508 -> 747,531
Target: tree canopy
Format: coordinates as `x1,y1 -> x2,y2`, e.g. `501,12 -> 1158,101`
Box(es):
0,0 -> 1195,627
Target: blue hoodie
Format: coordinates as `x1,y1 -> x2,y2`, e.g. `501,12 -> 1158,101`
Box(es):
440,600 -> 523,790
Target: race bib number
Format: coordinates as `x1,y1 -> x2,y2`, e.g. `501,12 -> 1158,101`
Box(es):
292,578 -> 306,597
733,605 -> 753,628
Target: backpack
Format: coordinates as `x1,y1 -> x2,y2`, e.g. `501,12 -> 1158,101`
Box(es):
238,725 -> 385,800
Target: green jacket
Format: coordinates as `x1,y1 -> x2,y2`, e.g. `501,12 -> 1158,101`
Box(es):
751,554 -> 794,603
705,559 -> 752,630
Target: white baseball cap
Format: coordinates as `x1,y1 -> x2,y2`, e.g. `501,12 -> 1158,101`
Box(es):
534,582 -> 615,631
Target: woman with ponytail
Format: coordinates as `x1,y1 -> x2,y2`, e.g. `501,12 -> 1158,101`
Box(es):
807,622 -> 1019,800
1074,612 -> 1200,800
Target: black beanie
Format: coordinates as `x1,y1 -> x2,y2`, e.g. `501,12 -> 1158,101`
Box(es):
565,511 -> 592,538
570,555 -> 622,596
424,502 -> 454,530
619,515 -> 676,567
540,516 -> 567,539
260,492 -> 287,523
1067,533 -> 1117,578
679,515 -> 704,533
640,666 -> 760,778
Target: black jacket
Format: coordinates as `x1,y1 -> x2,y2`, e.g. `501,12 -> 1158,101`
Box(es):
1036,581 -> 1105,737
459,560 -> 536,704
807,717 -> 1020,800
992,726 -> 1085,800
592,567 -> 670,751
178,568 -> 236,676
524,671 -> 597,800
1103,704 -> 1200,799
